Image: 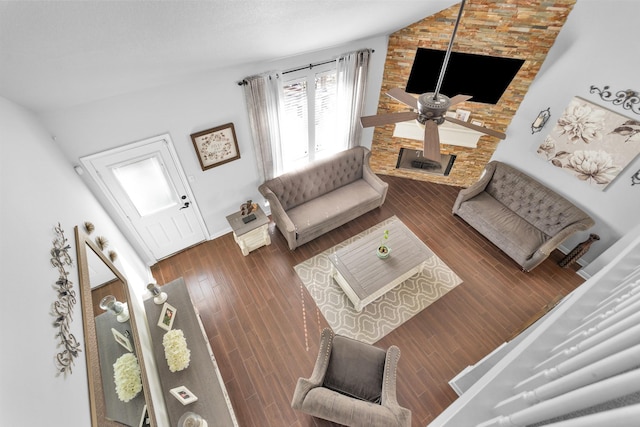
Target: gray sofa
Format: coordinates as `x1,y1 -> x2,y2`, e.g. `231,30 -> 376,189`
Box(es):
258,146 -> 388,250
452,161 -> 594,272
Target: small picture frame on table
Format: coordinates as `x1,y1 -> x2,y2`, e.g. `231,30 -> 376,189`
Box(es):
139,404 -> 151,427
111,328 -> 133,352
455,109 -> 471,122
190,122 -> 240,171
157,302 -> 177,331
170,385 -> 198,405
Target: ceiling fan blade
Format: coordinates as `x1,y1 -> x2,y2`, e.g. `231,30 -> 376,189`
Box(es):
360,111 -> 418,128
445,116 -> 506,139
386,88 -> 418,110
423,120 -> 441,162
449,94 -> 473,107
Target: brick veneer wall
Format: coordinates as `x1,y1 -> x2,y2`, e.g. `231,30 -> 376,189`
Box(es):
369,0 -> 575,187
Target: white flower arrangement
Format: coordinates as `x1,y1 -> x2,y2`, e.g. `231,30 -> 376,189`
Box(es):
113,353 -> 142,402
163,329 -> 191,372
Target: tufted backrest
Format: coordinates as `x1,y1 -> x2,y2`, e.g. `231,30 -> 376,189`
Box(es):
485,162 -> 592,237
264,147 -> 366,211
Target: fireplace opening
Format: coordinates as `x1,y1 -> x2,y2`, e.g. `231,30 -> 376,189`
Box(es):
396,148 -> 456,176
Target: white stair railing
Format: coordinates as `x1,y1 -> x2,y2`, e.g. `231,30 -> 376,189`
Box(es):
478,369 -> 640,427
494,344 -> 640,414
425,230 -> 640,427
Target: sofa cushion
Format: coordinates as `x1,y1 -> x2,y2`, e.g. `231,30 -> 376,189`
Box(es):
266,148 -> 365,211
323,335 -> 386,404
287,180 -> 381,238
456,192 -> 548,265
485,163 -> 590,236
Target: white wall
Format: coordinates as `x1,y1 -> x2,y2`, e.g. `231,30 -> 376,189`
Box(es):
491,0 -> 640,263
39,36 -> 389,265
40,2 -> 640,268
0,97 -> 166,426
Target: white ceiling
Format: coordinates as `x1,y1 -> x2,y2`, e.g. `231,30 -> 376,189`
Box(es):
0,0 -> 455,113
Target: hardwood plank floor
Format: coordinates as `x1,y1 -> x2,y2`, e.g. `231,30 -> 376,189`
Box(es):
151,175 -> 584,427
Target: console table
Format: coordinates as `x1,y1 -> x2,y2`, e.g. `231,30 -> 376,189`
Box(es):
144,278 -> 238,426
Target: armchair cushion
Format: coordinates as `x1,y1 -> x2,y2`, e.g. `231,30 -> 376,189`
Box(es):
323,335 -> 386,404
291,328 -> 411,427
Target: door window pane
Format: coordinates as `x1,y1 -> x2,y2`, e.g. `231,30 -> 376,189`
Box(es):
112,156 -> 177,217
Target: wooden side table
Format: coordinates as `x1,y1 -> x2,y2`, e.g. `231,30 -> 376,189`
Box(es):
225,204 -> 270,256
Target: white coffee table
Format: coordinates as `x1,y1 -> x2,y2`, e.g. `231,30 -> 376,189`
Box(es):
328,218 -> 434,312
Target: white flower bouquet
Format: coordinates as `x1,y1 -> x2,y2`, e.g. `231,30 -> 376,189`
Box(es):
113,353 -> 142,402
163,329 -> 191,372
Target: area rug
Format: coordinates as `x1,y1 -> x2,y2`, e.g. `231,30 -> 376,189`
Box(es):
294,216 -> 463,344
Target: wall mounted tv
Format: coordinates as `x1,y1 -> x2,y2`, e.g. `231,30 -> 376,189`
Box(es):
405,47 -> 525,105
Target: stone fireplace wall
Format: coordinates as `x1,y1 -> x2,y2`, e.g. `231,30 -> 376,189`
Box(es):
369,0 -> 575,187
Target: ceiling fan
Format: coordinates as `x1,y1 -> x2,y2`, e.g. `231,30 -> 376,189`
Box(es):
360,0 -> 506,162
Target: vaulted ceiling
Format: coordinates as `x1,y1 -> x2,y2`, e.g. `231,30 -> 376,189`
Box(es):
0,0 -> 456,113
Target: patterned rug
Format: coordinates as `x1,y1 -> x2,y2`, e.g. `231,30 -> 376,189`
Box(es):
294,216 -> 463,344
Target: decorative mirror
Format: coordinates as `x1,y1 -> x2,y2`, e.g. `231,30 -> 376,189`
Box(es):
75,226 -> 157,426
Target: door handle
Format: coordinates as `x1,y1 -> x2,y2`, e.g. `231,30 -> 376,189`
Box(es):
180,195 -> 190,210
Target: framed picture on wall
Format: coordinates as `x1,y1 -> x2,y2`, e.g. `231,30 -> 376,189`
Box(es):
138,405 -> 151,427
157,302 -> 177,331
190,122 -> 240,171
536,96 -> 640,190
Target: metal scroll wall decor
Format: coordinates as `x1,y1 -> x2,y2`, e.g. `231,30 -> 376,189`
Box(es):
590,85 -> 640,115
50,223 -> 81,375
590,85 -> 640,187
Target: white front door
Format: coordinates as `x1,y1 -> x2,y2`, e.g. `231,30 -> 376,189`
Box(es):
82,134 -> 207,260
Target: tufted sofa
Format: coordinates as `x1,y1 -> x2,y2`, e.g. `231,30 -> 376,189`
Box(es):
452,161 -> 594,271
258,146 -> 388,250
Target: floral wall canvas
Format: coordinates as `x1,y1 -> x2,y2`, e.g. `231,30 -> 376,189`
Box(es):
537,96 -> 640,190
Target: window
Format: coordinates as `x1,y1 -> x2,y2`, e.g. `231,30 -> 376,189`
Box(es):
279,63 -> 344,173
242,49 -> 370,181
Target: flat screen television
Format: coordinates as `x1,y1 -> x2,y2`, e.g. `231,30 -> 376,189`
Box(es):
405,47 -> 525,105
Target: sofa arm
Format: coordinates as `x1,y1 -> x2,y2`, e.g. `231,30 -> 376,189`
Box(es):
452,161 -> 498,213
258,183 -> 298,250
381,345 -> 411,426
291,328 -> 334,410
363,149 -> 389,204
522,220 -> 595,271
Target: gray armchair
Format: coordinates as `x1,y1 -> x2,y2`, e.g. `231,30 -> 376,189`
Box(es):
291,328 -> 411,427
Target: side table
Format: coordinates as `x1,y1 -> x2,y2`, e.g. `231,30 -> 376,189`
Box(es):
225,204 -> 270,256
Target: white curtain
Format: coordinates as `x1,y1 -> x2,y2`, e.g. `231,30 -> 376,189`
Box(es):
243,48 -> 371,181
336,48 -> 371,149
242,71 -> 282,181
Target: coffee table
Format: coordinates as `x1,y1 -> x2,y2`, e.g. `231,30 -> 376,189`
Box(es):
328,218 -> 434,312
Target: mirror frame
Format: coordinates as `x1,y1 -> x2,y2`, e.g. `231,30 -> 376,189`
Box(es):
75,226 -> 157,426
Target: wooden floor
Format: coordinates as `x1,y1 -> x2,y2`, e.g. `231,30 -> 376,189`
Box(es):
151,175 -> 585,427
